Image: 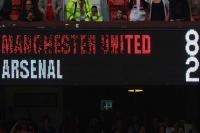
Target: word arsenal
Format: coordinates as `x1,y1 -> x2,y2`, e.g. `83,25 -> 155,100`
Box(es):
1,34 -> 151,55
1,60 -> 63,79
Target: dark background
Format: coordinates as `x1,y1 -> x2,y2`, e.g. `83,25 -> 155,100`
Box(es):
0,85 -> 199,122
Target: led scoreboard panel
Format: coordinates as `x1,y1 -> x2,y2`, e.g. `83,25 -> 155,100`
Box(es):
0,23 -> 199,86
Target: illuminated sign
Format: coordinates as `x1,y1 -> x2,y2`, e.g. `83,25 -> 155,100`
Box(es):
101,100 -> 113,111
0,27 -> 199,85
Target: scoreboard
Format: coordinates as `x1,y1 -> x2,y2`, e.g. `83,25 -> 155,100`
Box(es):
0,23 -> 200,86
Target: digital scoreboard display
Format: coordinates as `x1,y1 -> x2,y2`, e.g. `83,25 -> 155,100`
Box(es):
0,26 -> 199,86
